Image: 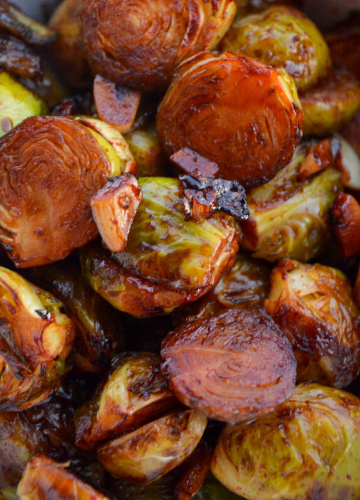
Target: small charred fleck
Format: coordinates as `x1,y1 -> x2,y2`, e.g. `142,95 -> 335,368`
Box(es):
180,174 -> 250,223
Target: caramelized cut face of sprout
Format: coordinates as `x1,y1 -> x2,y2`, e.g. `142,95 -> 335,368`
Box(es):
220,6 -> 331,92
264,260 -> 360,387
0,267 -> 75,410
300,67 -> 360,137
239,141 -> 342,262
0,411 -> 48,488
48,0 -> 91,89
157,52 -> 303,188
17,454 -> 112,500
81,0 -> 236,91
25,258 -> 125,374
75,352 -> 177,450
0,116 -> 118,268
211,384 -> 360,500
161,307 -> 296,424
0,72 -> 48,137
97,409 -> 207,484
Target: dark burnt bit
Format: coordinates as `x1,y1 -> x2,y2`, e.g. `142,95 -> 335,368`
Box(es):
51,94 -> 94,117
170,148 -> 219,178
180,173 -> 250,223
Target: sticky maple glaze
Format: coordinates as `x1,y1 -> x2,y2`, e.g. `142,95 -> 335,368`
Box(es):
0,116 -> 113,268
161,307 -> 296,424
157,52 -> 303,188
81,0 -> 236,91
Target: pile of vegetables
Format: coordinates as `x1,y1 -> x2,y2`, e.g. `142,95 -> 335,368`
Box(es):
1,0 -> 360,499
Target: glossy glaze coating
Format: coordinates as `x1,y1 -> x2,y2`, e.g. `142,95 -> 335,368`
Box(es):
161,307 -> 296,423
157,52 -> 303,187
81,0 -> 236,91
221,6 -> 331,91
300,67 -> 360,137
97,409 -> 207,484
75,352 -> 176,450
211,384 -> 360,500
240,142 -> 342,262
265,259 -> 360,387
0,116 -> 114,268
0,267 -> 75,410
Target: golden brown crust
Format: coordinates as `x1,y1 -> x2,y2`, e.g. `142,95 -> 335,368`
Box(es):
81,0 -> 236,91
0,116 -> 112,268
156,52 -> 303,187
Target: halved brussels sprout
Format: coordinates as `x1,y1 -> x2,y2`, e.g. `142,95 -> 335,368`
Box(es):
211,383 -> 360,500
81,0 -> 236,91
17,454 -> 111,500
97,409 -> 207,484
25,258 -> 125,374
300,67 -> 360,137
0,411 -> 48,488
173,442 -> 212,500
264,259 -> 360,387
0,72 -> 47,137
239,141 -> 342,262
157,51 -> 303,187
125,127 -> 168,177
221,6 -> 331,92
0,116 -> 119,268
75,352 -> 176,450
161,307 -> 296,424
48,0 -> 91,89
80,241 -> 209,318
0,267 -> 75,410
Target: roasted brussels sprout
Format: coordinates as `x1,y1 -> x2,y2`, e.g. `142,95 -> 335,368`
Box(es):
213,251 -> 271,307
81,177 -> 238,317
17,454 -> 111,500
0,72 -> 48,137
48,0 -> 91,89
97,409 -> 207,484
75,352 -> 176,450
25,257 -> 125,374
235,0 -> 302,17
300,67 -> 360,137
221,6 -> 331,92
161,307 -> 296,424
125,127 -> 168,177
81,0 -> 236,91
0,267 -> 75,410
0,116 -> 121,268
239,141 -> 342,262
0,32 -> 43,81
211,383 -> 360,500
157,51 -> 303,187
0,411 -> 48,488
264,259 -> 360,387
